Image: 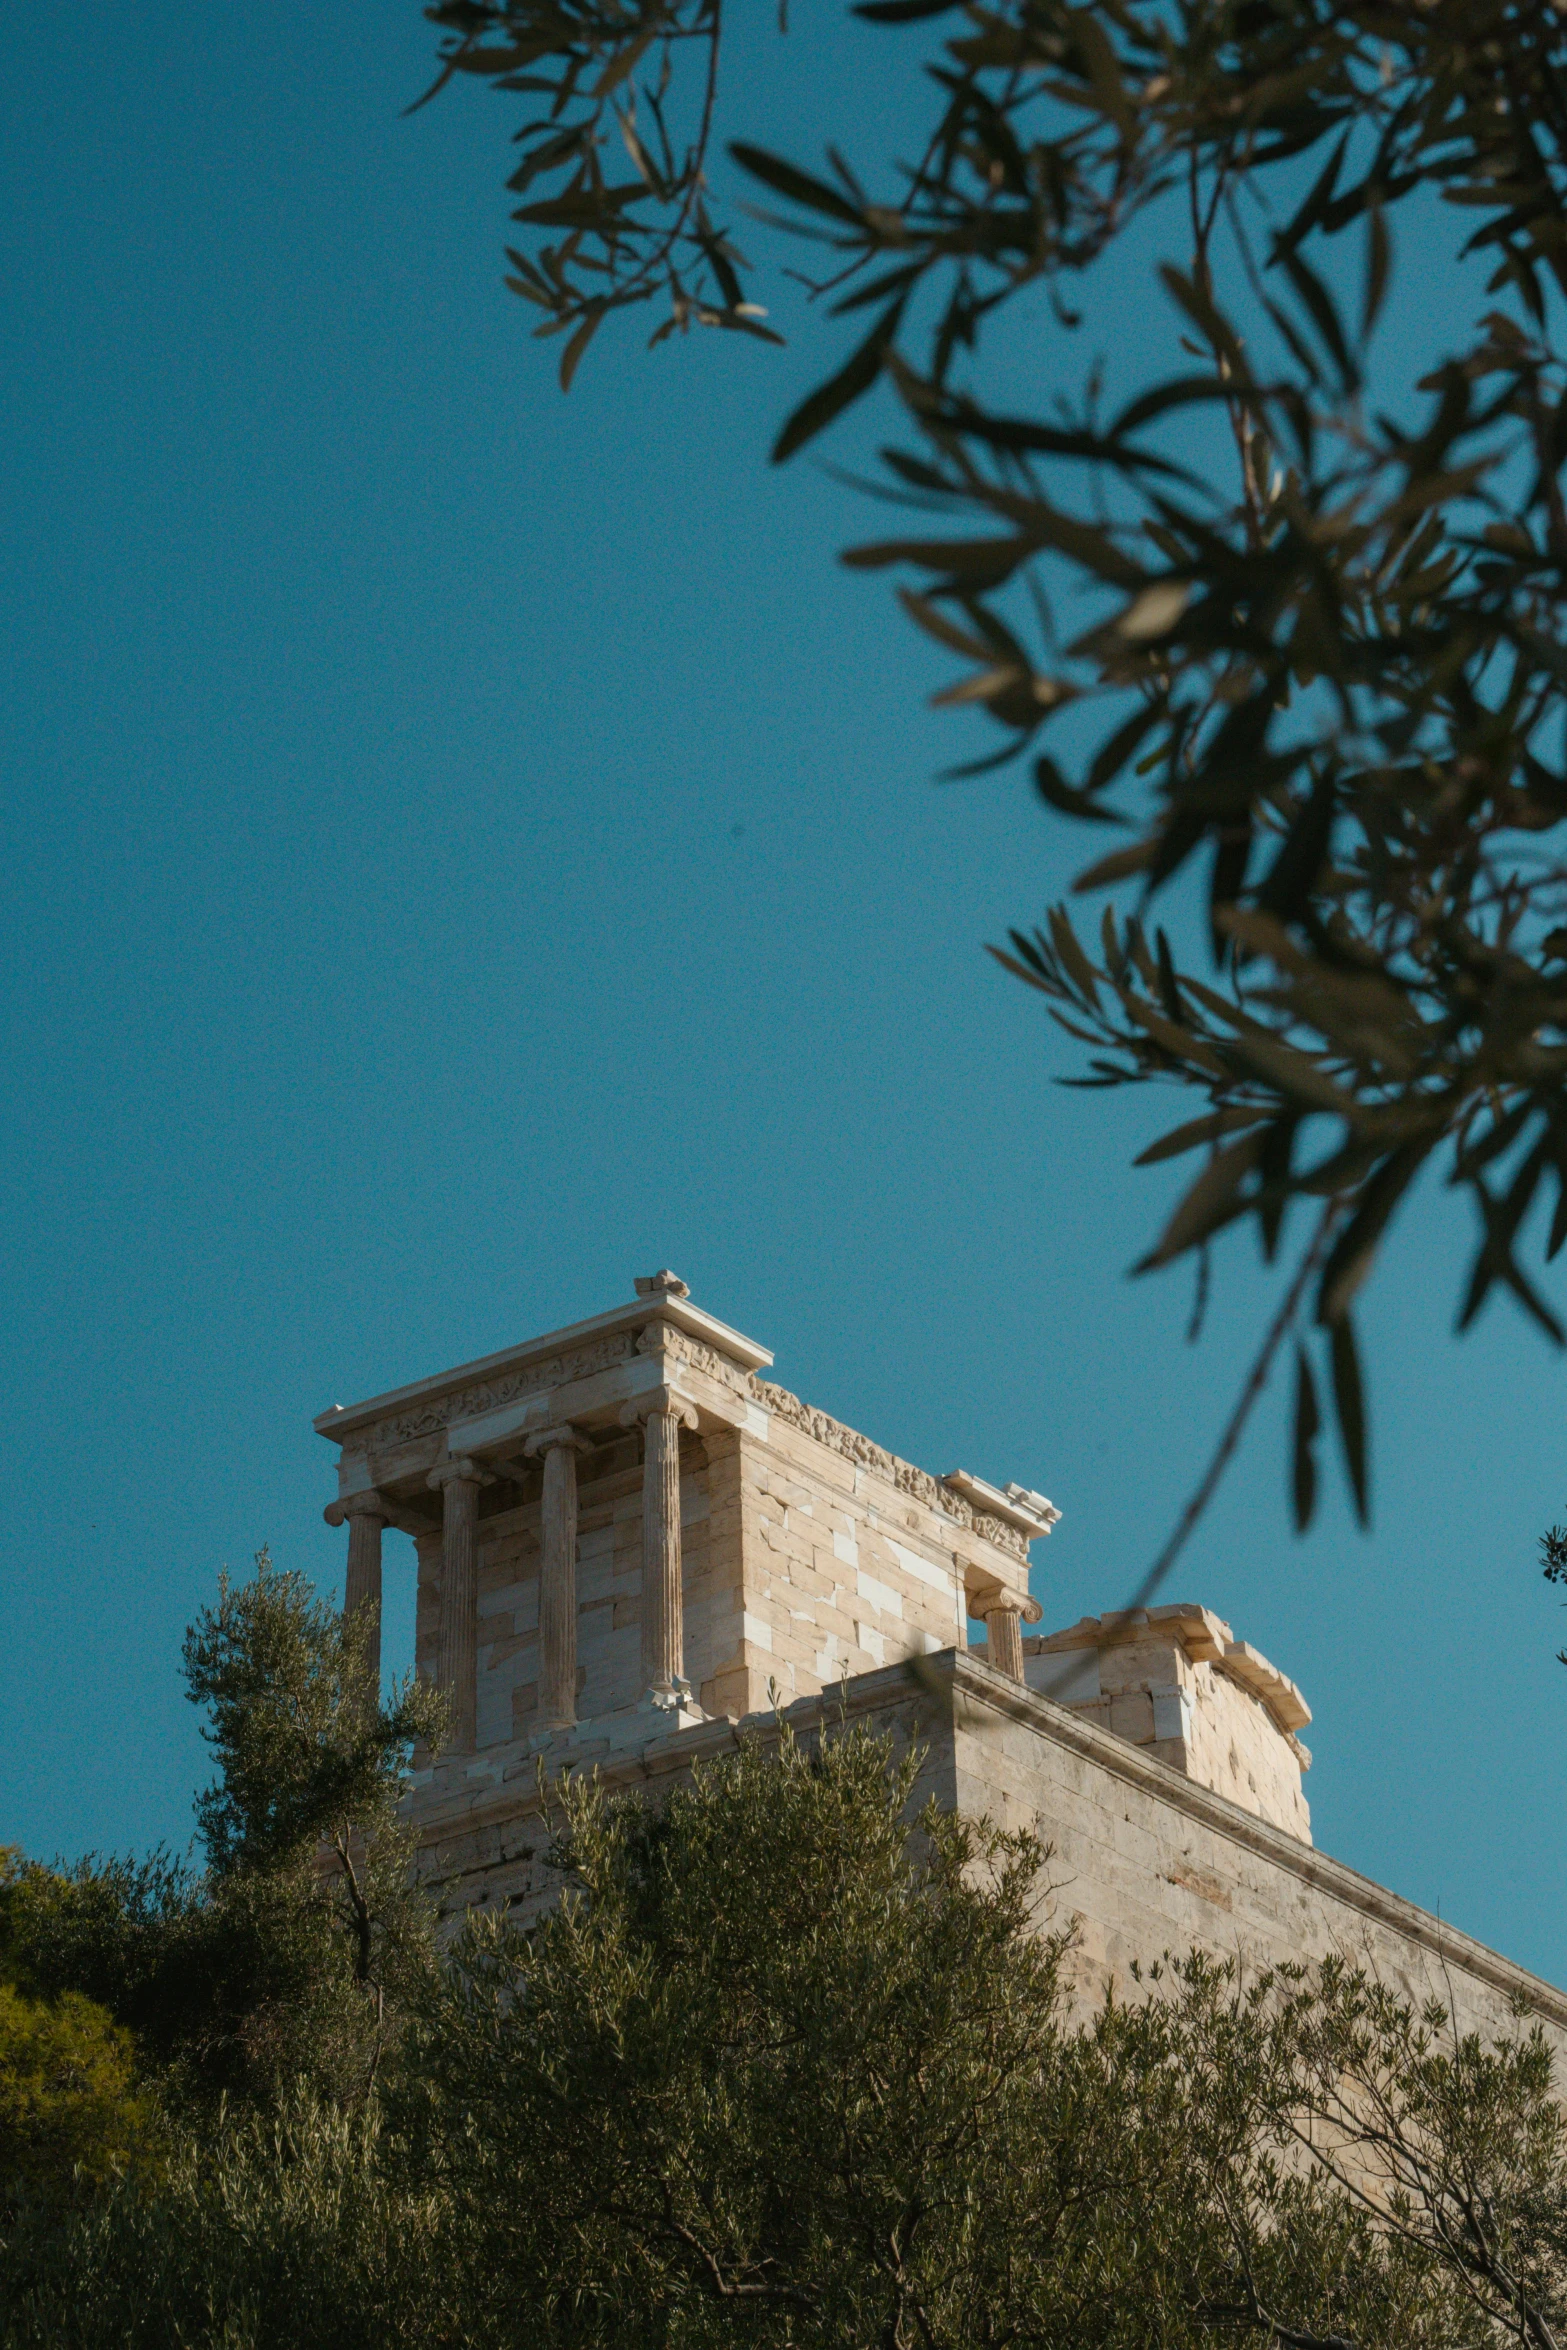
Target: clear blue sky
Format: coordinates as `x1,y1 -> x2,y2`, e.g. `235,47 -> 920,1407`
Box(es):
3,8 -> 1564,1984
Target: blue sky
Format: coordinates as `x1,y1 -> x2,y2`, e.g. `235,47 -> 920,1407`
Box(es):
3,8 -> 1565,1984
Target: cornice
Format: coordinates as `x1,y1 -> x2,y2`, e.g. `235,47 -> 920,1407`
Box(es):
315,1295 -> 774,1448
752,1383 -> 1033,1562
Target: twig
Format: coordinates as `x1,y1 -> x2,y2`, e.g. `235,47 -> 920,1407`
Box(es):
1118,1199 -> 1341,1617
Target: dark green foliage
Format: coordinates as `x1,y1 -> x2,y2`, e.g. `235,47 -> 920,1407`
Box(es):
419,0 -> 783,374
2,1552 -> 447,2112
406,1720 -> 1080,2345
0,2095 -> 455,2350
431,0 -> 1567,1551
179,1547 -> 447,2093
184,1551 -> 441,1886
1539,1509 -> 1567,1667
0,1843 -> 207,2069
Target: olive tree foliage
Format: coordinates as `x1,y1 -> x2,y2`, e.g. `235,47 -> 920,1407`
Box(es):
3,1715 -> 1565,2349
426,0 -> 1567,1566
1540,1509 -> 1567,1668
0,2093 -> 455,2350
395,1718 -> 1559,2350
176,1547 -> 449,2099
0,1552 -> 446,2112
1163,1949 -> 1567,2350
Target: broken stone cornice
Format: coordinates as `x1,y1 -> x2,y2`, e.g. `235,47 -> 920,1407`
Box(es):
1028,1604 -> 1311,1738
750,1384 -> 1039,1562
943,1470 -> 1061,1540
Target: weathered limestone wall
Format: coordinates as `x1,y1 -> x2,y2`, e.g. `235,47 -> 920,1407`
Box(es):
654,1377 -> 1041,1725
720,1407 -> 974,1717
408,1652 -> 1567,2058
945,1656 -> 1561,2041
1164,1660 -> 1310,1843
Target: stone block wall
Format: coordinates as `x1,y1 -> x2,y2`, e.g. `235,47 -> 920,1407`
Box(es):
715,1409 -> 974,1717
940,1656 -> 1553,2043
408,1653 -> 1567,2068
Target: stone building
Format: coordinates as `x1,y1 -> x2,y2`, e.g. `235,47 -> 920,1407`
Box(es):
318,1273 -> 1567,2042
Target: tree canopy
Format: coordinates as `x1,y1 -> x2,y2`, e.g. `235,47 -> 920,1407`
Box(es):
0,1551 -> 445,2114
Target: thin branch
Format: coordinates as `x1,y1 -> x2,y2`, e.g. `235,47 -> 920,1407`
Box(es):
1121,1200 -> 1342,1615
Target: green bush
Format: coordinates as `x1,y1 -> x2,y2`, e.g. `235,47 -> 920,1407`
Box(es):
0,1978 -> 155,2203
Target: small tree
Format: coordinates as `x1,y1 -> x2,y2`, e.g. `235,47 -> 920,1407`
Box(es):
414,1716 -> 1072,2345
0,1974 -> 156,2209
3,1552 -> 446,2112
175,1546 -> 447,2103
1160,1948 -> 1567,2350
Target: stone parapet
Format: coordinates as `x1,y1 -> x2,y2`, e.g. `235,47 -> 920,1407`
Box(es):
983,1605 -> 1314,1843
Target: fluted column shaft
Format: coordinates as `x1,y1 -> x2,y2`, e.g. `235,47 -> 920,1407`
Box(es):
642,1409 -> 683,1696
428,1459 -> 490,1749
526,1427 -> 588,1728
620,1392 -> 697,1704
342,1499 -> 390,1689
983,1601 -> 1025,1683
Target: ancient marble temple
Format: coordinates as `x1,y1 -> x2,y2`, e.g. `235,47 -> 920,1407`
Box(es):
317,1272 -> 1567,2045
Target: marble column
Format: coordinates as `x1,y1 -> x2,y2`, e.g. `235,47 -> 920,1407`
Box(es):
523,1425 -> 590,1728
427,1457 -> 493,1749
620,1392 -> 699,1706
324,1492 -> 393,1690
982,1599 -> 1026,1683
344,1494 -> 391,1688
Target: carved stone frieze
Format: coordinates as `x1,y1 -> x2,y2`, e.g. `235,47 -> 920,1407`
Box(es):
636,1320 -> 754,1395
749,1383 -> 1030,1561
358,1332 -> 637,1453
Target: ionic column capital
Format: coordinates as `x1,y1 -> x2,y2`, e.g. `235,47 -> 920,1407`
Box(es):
972,1586 -> 1039,1684
619,1389 -> 699,1433
523,1423 -> 592,1459
323,1490 -> 395,1530
966,1576 -> 1042,1625
426,1456 -> 495,1493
